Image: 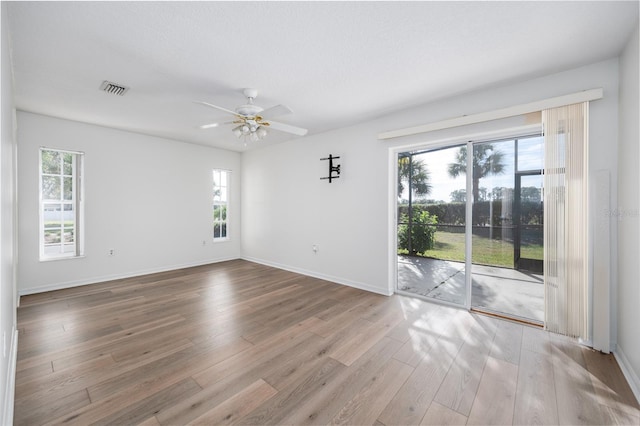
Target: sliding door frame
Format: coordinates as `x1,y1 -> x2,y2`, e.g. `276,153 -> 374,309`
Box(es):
390,125 -> 542,312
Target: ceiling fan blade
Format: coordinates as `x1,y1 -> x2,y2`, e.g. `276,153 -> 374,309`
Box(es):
199,120 -> 238,129
260,104 -> 293,119
199,122 -> 220,129
265,120 -> 308,136
194,101 -> 238,117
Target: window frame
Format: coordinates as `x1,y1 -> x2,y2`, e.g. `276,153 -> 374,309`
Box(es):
39,147 -> 85,261
212,169 -> 230,242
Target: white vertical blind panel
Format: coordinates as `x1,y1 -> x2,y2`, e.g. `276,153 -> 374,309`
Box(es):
543,103 -> 589,340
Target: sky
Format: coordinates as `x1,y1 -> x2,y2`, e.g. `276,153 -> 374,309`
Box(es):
401,136 -> 544,203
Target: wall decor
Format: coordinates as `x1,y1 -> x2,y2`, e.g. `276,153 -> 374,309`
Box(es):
320,154 -> 341,183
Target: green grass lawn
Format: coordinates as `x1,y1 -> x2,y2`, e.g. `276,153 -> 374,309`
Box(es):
400,230 -> 543,268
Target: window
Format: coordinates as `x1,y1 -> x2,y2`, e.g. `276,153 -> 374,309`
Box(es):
213,169 -> 229,240
39,148 -> 84,260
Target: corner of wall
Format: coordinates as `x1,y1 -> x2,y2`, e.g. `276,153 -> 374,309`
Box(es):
615,20 -> 640,404
1,329 -> 17,426
1,1 -> 18,423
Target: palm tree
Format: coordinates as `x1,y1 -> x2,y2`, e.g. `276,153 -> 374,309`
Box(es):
448,144 -> 505,203
398,155 -> 432,199
398,155 -> 434,255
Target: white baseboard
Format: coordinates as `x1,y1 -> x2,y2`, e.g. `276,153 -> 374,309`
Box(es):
2,328 -> 18,426
18,256 -> 240,296
241,256 -> 392,296
614,345 -> 640,404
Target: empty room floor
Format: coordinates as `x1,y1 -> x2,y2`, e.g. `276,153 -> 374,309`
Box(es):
14,260 -> 639,425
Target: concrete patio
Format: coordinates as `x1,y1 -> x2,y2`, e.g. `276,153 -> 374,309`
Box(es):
397,255 -> 544,323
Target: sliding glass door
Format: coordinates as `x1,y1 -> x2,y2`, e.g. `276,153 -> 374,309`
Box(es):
396,135 -> 544,323
397,145 -> 467,306
469,136 -> 544,323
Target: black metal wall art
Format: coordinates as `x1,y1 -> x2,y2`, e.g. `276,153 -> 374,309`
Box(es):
320,154 -> 341,183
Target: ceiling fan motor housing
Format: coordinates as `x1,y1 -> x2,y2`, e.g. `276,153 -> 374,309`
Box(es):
235,104 -> 263,117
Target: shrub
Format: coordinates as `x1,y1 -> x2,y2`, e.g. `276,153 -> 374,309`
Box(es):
398,210 -> 437,254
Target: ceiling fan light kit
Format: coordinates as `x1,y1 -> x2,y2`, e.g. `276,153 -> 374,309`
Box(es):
196,88 -> 307,146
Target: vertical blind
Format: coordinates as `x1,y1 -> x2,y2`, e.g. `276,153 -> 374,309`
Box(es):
543,102 -> 589,339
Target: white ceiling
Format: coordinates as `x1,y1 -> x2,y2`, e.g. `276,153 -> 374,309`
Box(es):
6,1 -> 639,152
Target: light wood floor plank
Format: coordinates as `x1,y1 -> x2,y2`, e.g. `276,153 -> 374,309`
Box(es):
582,347 -> 640,418
599,403 -> 640,426
385,302 -> 445,343
277,337 -> 403,426
489,319 -> 523,365
513,348 -> 559,425
552,335 -> 606,425
420,401 -> 468,426
189,379 -> 277,426
92,378 -> 202,426
466,356 -> 518,425
235,357 -> 347,425
378,309 -> 474,425
521,323 -> 552,355
433,314 -> 498,416
329,358 -> 413,425
14,388 -> 91,426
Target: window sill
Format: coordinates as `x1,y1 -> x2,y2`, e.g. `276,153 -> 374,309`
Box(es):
39,255 -> 86,263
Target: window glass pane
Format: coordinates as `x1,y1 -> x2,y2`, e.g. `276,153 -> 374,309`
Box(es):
63,205 -> 75,226
396,145 -> 467,306
63,153 -> 73,175
213,170 -> 220,187
220,171 -> 227,187
43,176 -> 61,200
214,224 -> 221,238
42,150 -> 61,174
44,229 -> 61,245
221,206 -> 227,221
517,136 -> 544,171
219,187 -> 227,202
63,227 -> 75,243
44,204 -> 62,228
213,205 -> 221,220
220,223 -> 227,238
63,177 -> 73,200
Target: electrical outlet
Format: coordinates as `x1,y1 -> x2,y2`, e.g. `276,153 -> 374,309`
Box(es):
312,244 -> 319,253
108,249 -> 115,256
202,240 -> 206,246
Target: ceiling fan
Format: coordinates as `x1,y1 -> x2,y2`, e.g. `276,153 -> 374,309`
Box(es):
196,88 -> 308,143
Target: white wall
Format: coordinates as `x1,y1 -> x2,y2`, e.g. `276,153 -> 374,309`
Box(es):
242,123 -> 391,294
616,23 -> 640,399
17,112 -> 241,294
242,59 -> 621,335
0,3 -> 18,423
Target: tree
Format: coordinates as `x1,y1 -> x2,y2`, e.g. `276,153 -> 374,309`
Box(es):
448,144 -> 505,203
491,186 -> 508,201
450,189 -> 466,203
398,155 -> 432,199
521,186 -> 542,203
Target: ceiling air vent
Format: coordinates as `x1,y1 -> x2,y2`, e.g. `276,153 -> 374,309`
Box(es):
99,80 -> 129,96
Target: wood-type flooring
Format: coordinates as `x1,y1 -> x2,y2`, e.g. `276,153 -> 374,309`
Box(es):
14,260 -> 640,425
